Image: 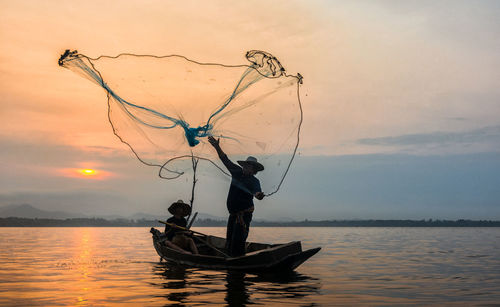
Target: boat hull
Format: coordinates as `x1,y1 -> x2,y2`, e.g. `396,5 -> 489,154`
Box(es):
151,228 -> 320,273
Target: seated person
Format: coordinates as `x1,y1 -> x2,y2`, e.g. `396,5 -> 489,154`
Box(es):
164,200 -> 199,255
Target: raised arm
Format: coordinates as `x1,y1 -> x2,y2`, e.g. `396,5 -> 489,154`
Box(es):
208,136 -> 240,175
208,136 -> 224,158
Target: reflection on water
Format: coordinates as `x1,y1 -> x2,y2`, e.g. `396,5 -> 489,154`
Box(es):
0,227 -> 499,306
75,229 -> 92,305
151,262 -> 320,306
153,263 -> 190,304
225,271 -> 251,306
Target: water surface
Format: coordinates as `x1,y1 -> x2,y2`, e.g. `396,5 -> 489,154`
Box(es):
0,227 -> 499,306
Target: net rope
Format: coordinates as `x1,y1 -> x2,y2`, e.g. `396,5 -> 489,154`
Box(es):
59,49 -> 303,196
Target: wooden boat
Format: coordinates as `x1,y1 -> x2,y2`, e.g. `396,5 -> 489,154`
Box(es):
150,227 -> 321,274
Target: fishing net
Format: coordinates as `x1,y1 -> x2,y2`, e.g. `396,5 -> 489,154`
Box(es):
58,50 -> 303,196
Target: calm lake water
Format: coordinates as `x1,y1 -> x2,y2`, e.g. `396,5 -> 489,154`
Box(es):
0,227 -> 499,306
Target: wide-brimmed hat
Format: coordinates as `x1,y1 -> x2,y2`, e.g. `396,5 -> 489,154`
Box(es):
237,156 -> 264,172
168,200 -> 192,216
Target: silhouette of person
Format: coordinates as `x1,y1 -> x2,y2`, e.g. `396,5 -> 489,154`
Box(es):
208,136 -> 264,256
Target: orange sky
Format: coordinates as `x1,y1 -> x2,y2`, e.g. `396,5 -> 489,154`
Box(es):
1,0 -> 500,218
2,1 -> 499,156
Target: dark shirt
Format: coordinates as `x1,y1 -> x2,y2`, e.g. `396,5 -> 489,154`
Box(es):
219,154 -> 262,214
164,216 -> 187,240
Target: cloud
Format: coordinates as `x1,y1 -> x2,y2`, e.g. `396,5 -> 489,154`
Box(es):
357,125 -> 500,148
0,135 -> 140,196
0,134 -> 130,168
2,152 -> 500,219
0,134 -> 232,217
268,152 -> 500,220
0,191 -> 134,216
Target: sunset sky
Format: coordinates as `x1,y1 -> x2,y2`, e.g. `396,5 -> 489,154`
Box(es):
1,0 -> 500,220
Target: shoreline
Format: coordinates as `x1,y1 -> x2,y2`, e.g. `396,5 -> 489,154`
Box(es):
1,217 -> 499,227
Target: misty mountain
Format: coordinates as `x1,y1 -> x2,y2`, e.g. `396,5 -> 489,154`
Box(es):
0,203 -> 87,219
0,203 -> 226,221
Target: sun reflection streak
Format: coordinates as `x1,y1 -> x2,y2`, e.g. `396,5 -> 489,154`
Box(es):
75,229 -> 92,305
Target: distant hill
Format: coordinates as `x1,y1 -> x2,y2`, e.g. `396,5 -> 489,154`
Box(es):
129,212 -> 159,220
0,203 -> 86,219
0,203 -> 225,221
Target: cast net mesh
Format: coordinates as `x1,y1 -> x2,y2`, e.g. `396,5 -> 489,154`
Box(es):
58,50 -> 303,196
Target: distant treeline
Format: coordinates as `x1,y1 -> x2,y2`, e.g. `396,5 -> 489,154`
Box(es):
249,219 -> 500,227
0,217 -> 499,227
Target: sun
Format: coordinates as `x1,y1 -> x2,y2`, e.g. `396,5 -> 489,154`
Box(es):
58,166 -> 112,180
78,169 -> 97,176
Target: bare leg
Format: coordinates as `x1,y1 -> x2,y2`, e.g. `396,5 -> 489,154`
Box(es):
188,238 -> 199,254
165,241 -> 192,254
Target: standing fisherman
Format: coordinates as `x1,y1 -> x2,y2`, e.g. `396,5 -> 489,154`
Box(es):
208,136 -> 265,257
